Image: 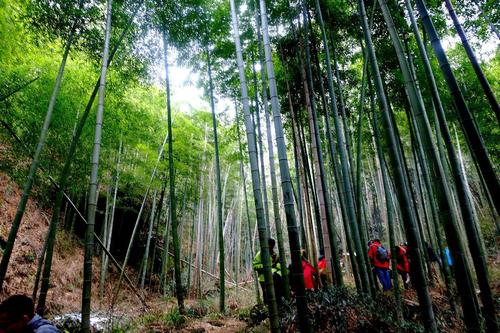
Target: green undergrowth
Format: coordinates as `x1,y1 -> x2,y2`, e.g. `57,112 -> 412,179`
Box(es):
132,308 -> 188,331
235,286 -> 464,333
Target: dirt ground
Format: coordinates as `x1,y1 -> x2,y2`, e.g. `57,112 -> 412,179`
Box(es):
0,170 -> 160,316
181,317 -> 246,333
0,167 -> 251,332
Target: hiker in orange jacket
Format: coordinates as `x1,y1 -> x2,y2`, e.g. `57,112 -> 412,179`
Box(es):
367,239 -> 392,291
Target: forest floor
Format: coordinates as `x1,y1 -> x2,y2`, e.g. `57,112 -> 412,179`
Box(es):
0,137 -> 497,332
0,158 -> 252,332
0,169 -> 251,332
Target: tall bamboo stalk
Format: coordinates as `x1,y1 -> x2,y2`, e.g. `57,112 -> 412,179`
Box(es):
99,139 -> 122,298
313,0 -> 371,290
251,52 -> 271,237
358,0 -> 437,330
82,1 -> 113,331
111,131 -> 168,306
0,4 -> 79,289
140,190 -> 157,290
405,1 -> 497,329
230,0 -> 279,329
414,0 -> 500,219
35,2 -> 142,313
258,0 -> 311,330
444,0 -> 500,125
235,105 -> 261,303
253,22 -> 291,297
162,32 -> 185,313
379,3 -> 481,330
205,47 -> 225,313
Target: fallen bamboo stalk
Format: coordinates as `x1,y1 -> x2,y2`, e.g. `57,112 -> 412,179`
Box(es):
155,244 -> 252,292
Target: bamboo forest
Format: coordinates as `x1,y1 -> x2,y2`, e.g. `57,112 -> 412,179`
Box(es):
0,0 -> 499,332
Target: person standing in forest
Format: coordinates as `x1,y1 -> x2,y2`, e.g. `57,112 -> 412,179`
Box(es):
367,239 -> 392,291
317,250 -> 328,287
301,250 -> 317,291
253,239 -> 284,304
0,295 -> 60,333
425,242 -> 439,279
395,245 -> 411,289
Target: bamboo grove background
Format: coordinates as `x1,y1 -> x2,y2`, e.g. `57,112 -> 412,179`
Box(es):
0,0 -> 498,332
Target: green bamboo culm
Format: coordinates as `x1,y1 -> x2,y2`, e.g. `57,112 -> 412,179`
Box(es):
141,190 -> 157,289
252,39 -> 291,298
82,0 -> 113,331
378,1 -> 482,330
357,0 -> 438,331
0,76 -> 39,103
369,76 -> 403,320
0,2 -> 80,290
405,1 -> 497,331
250,51 -> 271,238
229,0 -> 279,330
414,0 -> 500,219
258,0 -> 312,331
205,46 -> 225,313
31,9 -> 81,313
163,32 -> 185,314
314,0 -> 372,290
35,2 -> 142,314
443,0 -> 500,125
235,105 -> 261,304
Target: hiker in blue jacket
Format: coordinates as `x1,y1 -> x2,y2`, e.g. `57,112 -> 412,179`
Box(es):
0,295 -> 60,333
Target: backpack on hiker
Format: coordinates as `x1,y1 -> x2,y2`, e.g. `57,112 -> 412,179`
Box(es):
376,245 -> 389,262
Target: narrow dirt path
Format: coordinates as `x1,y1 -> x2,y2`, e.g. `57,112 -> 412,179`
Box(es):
181,317 -> 247,333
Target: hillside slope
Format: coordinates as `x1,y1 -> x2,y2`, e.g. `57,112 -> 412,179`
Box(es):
0,169 -> 150,316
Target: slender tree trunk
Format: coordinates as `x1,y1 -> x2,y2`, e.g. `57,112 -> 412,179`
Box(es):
0,76 -> 39,102
331,34 -> 355,187
358,0 -> 437,330
111,132 -> 168,306
251,53 -> 271,238
444,0 -> 500,125
0,8 -> 79,289
32,222 -> 50,303
298,38 -> 335,284
140,190 -> 157,290
262,84 -> 291,299
232,1 -> 280,329
99,140 -> 122,298
204,46 -> 225,313
162,34 -> 184,311
82,1 -> 113,330
257,0 -> 312,331
415,0 -> 500,219
380,2 -> 483,330
405,2 -> 497,327
235,105 -> 261,304
369,76 -> 402,319
301,2 -> 343,287
254,30 -> 291,297
34,2 -> 142,314
313,0 -> 372,290
99,184 -> 111,298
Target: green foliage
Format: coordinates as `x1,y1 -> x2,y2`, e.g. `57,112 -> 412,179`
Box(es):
162,308 -> 187,329
279,287 -> 461,332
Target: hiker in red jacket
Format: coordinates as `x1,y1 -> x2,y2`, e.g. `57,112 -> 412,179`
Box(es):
301,250 -> 317,290
317,250 -> 328,288
367,239 -> 392,291
395,245 -> 411,289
